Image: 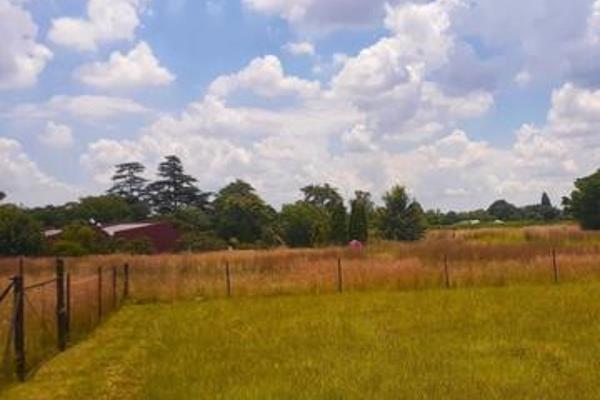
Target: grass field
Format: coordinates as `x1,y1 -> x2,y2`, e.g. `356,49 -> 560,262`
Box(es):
3,282 -> 600,399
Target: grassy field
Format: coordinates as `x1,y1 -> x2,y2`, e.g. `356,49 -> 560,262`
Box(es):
3,283 -> 600,399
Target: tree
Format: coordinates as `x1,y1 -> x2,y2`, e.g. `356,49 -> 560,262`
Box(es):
378,185 -> 427,241
0,191 -> 5,202
301,183 -> 347,244
487,199 -> 521,221
541,192 -> 552,207
214,180 -> 277,245
75,195 -> 148,224
329,201 -> 348,245
108,162 -> 148,203
50,222 -> 111,256
301,184 -> 343,210
146,155 -> 208,214
280,202 -> 329,248
0,205 -> 44,256
348,191 -> 369,243
563,169 -> 600,230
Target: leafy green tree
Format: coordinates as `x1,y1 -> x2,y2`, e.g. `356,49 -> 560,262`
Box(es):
108,162 -> 148,203
75,195 -> 148,224
0,191 -> 5,202
563,169 -> 600,230
214,180 -> 276,245
147,155 -> 208,214
348,191 -> 369,243
0,205 -> 44,256
51,222 -> 111,256
301,184 -> 343,209
280,202 -> 329,248
329,201 -> 348,245
378,185 -> 427,241
487,199 -> 521,221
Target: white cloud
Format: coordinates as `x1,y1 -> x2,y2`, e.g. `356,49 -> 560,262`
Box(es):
283,41 -> 315,56
38,121 -> 74,149
75,42 -> 175,89
208,55 -> 320,100
0,138 -> 77,205
10,95 -> 149,120
0,0 -> 53,89
48,0 -> 147,51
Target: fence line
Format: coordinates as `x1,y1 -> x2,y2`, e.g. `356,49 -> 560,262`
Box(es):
1,259 -> 129,383
0,247 -> 597,385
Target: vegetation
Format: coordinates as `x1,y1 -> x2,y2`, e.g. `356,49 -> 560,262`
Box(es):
4,284 -> 600,399
563,169 -> 600,230
348,191 -> 370,243
378,186 -> 426,241
0,205 -> 44,256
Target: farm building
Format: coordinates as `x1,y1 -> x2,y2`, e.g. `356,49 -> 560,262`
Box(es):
44,221 -> 181,253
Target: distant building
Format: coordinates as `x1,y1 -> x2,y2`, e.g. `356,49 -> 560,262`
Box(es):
44,221 -> 181,253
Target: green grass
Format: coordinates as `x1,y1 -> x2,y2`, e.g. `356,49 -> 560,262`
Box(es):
4,284 -> 600,399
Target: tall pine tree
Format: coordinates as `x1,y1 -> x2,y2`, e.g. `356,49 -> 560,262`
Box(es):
147,156 -> 207,214
108,162 -> 148,203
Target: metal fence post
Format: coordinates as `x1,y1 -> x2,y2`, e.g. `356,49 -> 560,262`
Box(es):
11,271 -> 26,381
56,258 -> 67,351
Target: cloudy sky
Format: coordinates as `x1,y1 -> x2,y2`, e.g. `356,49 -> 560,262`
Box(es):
1,0 -> 599,210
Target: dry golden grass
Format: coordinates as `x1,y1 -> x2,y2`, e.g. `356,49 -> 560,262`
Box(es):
1,223 -> 600,385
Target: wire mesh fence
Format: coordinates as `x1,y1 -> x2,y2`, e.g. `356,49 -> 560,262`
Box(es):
0,259 -> 129,383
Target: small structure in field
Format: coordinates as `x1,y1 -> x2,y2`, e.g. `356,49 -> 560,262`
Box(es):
349,240 -> 364,250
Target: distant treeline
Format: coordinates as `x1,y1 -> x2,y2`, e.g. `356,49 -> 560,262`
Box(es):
1,157 -> 599,257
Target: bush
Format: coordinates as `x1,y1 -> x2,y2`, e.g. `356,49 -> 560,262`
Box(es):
0,205 -> 44,256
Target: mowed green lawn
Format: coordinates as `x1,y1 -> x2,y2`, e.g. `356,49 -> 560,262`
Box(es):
4,284 -> 600,400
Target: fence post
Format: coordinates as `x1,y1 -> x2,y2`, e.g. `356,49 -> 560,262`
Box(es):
123,263 -> 130,299
337,258 -> 343,293
56,258 -> 67,352
11,270 -> 25,381
112,266 -> 117,309
552,248 -> 559,284
444,254 -> 451,289
65,272 -> 71,341
97,267 -> 102,320
225,261 -> 231,297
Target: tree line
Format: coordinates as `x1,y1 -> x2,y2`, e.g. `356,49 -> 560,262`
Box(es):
0,156 -> 426,256
1,158 -> 599,256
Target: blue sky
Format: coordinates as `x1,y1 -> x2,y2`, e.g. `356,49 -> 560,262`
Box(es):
1,0 -> 600,210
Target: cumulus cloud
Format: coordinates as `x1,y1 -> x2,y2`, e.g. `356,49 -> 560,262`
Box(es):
48,0 -> 147,51
75,42 -> 175,89
0,0 -> 53,89
0,138 -> 77,205
38,121 -> 74,149
208,55 -> 320,100
10,95 -> 149,120
283,41 -> 315,56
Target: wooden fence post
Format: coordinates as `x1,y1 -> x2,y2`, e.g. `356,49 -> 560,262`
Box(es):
444,254 -> 451,289
56,258 -> 67,352
123,263 -> 130,299
552,248 -> 559,284
337,258 -> 343,293
65,272 -> 71,341
112,266 -> 117,309
225,261 -> 231,297
11,270 -> 25,381
97,267 -> 102,320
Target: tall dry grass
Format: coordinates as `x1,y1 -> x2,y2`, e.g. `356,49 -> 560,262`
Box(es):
0,224 -> 600,384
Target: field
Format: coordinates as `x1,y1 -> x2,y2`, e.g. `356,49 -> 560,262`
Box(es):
1,224 -> 600,398
3,284 -> 600,399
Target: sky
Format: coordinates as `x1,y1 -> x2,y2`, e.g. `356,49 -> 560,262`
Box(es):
1,0 -> 600,211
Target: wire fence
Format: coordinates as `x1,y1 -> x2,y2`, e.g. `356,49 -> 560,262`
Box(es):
1,244 -> 600,385
0,259 -> 129,384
